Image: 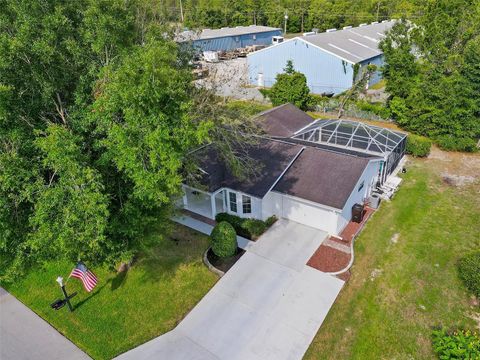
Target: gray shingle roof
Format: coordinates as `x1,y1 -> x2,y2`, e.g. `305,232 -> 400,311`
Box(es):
273,147 -> 372,209
192,139 -> 303,198
176,25 -> 281,42
255,103 -> 314,138
299,21 -> 395,63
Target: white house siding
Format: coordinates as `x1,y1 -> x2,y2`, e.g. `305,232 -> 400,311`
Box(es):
247,38 -> 355,95
223,188 -> 263,219
261,191 -> 341,234
337,160 -> 382,233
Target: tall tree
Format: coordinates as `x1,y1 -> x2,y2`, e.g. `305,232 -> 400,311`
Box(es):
381,1 -> 480,151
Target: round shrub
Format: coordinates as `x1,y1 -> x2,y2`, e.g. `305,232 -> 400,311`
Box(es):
210,221 -> 237,258
458,251 -> 480,298
406,134 -> 432,157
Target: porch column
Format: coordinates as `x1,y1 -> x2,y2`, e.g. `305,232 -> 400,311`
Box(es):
210,194 -> 216,220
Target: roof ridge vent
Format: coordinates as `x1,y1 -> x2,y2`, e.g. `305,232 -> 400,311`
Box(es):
371,21 -> 379,25
326,28 -> 337,33
343,26 -> 353,30
359,23 -> 367,27
381,20 -> 389,23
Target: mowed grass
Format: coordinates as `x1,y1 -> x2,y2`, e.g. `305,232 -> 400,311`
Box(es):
305,157 -> 480,359
2,224 -> 218,359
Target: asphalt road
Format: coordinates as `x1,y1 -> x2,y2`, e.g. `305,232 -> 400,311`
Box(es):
0,287 -> 90,360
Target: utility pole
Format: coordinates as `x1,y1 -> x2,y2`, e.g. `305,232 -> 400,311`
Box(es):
376,1 -> 381,22
179,0 -> 184,23
284,11 -> 288,35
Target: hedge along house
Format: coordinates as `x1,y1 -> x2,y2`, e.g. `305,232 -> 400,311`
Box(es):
182,104 -> 407,235
175,25 -> 282,52
247,21 -> 395,95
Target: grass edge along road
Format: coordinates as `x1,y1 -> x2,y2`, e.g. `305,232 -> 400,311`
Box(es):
2,224 -> 218,360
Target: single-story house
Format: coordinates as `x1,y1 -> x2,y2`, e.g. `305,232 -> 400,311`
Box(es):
176,25 -> 282,52
182,104 -> 407,235
247,21 -> 395,95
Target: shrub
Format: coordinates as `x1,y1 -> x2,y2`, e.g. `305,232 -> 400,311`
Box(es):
242,219 -> 267,238
265,60 -> 314,111
458,251 -> 480,298
265,215 -> 278,227
432,328 -> 480,359
406,134 -> 432,157
355,100 -> 391,119
210,221 -> 237,258
215,213 -> 274,240
436,135 -> 478,152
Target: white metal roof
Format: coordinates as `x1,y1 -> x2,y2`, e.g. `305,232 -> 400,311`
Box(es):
176,25 -> 281,42
299,21 -> 395,63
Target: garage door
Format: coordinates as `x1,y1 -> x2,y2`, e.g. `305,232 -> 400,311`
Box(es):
280,196 -> 339,234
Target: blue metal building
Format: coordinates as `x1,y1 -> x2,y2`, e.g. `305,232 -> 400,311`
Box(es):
247,21 -> 395,95
176,25 -> 282,52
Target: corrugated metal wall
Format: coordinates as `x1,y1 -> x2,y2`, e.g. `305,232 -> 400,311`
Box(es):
192,30 -> 282,52
247,38 -> 355,95
358,55 -> 384,87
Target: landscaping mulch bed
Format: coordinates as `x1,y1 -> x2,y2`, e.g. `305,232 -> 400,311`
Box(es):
307,244 -> 351,273
206,247 -> 245,273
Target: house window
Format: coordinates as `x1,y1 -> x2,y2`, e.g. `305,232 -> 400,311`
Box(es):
229,192 -> 237,213
242,195 -> 252,214
358,180 -> 365,192
252,34 -> 257,40
235,36 -> 240,42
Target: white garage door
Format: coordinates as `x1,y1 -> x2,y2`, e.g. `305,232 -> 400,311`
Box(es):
280,196 -> 339,234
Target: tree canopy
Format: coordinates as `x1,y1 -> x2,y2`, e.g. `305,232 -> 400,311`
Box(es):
0,0 -> 233,280
263,61 -> 313,110
380,2 -> 480,151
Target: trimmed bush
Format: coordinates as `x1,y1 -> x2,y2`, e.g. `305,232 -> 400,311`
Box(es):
210,221 -> 237,258
458,251 -> 480,298
436,135 -> 479,152
215,213 -> 274,240
406,134 -> 432,157
265,215 -> 278,227
432,328 -> 480,359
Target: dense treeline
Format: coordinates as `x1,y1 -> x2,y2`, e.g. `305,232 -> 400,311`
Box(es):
176,0 -> 426,33
0,0 -> 253,280
381,0 -> 480,151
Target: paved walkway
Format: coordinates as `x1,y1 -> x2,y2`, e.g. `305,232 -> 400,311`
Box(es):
117,219 -> 344,360
0,287 -> 90,360
173,215 -> 255,251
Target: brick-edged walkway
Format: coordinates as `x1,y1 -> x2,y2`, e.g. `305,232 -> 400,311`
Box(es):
307,207 -> 375,278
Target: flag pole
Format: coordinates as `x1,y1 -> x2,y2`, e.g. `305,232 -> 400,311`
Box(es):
56,277 -> 74,312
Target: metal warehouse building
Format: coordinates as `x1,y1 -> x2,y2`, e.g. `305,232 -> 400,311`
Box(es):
247,21 -> 395,95
176,25 -> 282,52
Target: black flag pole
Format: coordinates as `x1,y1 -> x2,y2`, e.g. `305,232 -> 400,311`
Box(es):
51,276 -> 77,312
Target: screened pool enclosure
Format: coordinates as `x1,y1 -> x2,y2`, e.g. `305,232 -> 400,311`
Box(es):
292,119 -> 407,184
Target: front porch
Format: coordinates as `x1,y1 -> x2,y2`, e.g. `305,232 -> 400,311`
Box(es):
182,186 -> 225,220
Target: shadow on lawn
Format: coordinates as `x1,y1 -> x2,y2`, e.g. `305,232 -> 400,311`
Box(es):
74,283 -> 107,310
111,269 -> 128,291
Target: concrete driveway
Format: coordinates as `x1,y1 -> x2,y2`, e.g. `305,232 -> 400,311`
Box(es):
116,219 -> 344,360
0,287 -> 90,360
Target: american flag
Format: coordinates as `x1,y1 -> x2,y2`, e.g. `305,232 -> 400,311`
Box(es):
69,262 -> 98,292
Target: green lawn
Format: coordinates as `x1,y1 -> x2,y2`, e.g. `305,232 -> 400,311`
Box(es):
305,156 -> 480,359
2,224 -> 218,360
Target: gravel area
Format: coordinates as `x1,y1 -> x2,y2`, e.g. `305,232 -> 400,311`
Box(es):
195,58 -> 266,102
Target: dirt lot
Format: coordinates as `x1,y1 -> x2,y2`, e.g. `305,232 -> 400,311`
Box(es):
195,58 -> 266,102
